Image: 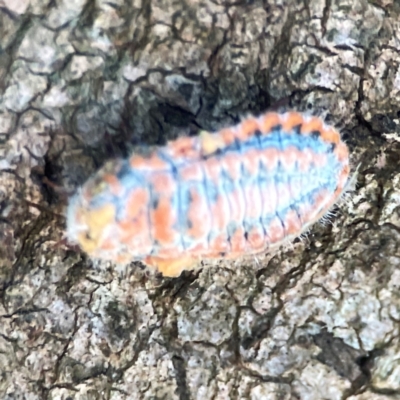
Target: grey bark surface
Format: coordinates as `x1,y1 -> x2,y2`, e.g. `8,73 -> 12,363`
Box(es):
0,0 -> 399,399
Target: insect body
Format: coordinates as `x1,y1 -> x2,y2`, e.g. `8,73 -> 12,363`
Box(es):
67,112 -> 350,277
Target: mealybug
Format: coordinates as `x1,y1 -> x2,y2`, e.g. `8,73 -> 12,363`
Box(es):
66,112 -> 350,276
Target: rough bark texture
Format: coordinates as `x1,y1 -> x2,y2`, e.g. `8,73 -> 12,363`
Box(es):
1,0 -> 400,399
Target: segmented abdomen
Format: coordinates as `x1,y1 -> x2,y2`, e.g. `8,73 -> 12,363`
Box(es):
67,112 -> 350,275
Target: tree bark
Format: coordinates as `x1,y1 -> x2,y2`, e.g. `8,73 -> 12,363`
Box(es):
0,0 -> 399,399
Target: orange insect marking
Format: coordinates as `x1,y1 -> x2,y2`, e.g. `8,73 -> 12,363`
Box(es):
300,116 -> 324,136
320,126 -> 341,145
144,256 -> 198,277
167,136 -> 199,159
236,117 -> 260,141
258,112 -> 281,133
282,112 -> 305,132
76,203 -> 116,254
